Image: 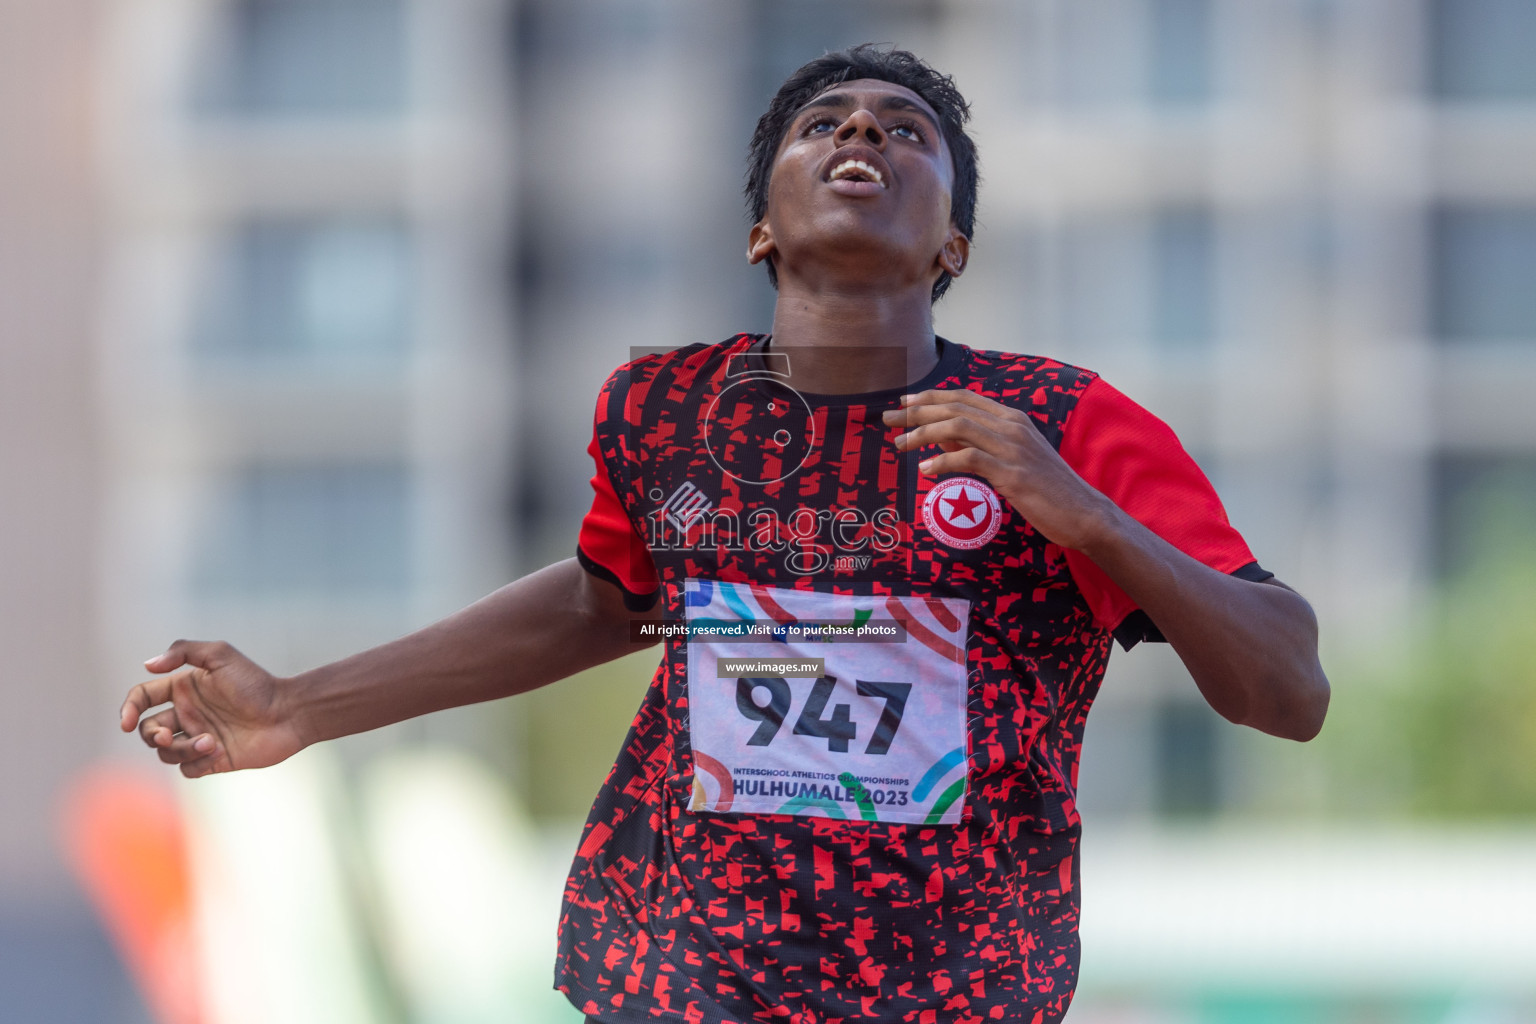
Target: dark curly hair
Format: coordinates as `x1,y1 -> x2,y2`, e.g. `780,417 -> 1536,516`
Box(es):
745,44 -> 979,303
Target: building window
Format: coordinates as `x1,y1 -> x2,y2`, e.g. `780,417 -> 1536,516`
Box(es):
1056,0 -> 1214,107
194,463 -> 414,594
1154,698 -> 1220,817
197,217 -> 413,360
1148,0 -> 1213,105
196,0 -> 408,117
1059,207 -> 1216,350
1431,206 -> 1536,343
1061,215 -> 1148,347
1435,456 -> 1536,579
738,0 -> 941,101
1152,207 -> 1215,348
1428,0 -> 1536,101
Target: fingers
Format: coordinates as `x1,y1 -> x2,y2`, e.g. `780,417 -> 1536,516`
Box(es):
128,638 -> 238,733
137,704 -> 220,764
913,447 -> 1000,478
124,640 -> 234,775
891,411 -> 1006,459
120,676 -> 175,731
885,391 -> 1025,444
143,647 -> 186,674
884,400 -> 973,431
882,390 -> 1051,479
891,388 -> 1020,418
155,731 -> 222,769
166,690 -> 218,754
143,639 -> 239,676
180,751 -> 224,779
138,707 -> 181,748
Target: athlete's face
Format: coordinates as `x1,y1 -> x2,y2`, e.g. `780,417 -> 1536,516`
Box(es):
748,79 -> 968,293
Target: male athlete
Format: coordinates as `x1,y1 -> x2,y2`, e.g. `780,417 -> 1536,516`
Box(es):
121,45 -> 1329,1024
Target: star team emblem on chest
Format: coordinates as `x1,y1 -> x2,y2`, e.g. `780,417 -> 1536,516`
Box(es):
922,476 -> 1003,550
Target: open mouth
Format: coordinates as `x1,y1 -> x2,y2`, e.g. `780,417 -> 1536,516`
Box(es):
827,159 -> 886,187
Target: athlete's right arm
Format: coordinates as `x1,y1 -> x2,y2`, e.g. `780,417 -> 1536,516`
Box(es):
118,557 -> 660,778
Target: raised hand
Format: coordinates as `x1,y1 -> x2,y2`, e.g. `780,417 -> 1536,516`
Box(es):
884,389 -> 1114,552
120,641 -> 307,778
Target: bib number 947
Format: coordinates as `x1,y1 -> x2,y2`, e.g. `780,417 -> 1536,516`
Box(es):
737,676 -> 909,755
684,579 -> 969,825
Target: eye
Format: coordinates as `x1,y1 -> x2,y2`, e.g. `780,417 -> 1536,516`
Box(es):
803,117 -> 837,135
890,121 -> 924,142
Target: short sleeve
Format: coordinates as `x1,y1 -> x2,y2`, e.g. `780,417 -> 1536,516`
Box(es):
1058,376 -> 1270,649
576,375 -> 660,611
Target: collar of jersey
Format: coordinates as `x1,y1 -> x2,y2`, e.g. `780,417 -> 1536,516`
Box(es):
743,334 -> 964,407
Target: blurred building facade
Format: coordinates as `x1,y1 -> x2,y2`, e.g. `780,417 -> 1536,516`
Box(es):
0,1 -> 137,1019
95,0 -> 518,755
80,0 -> 1536,843
3,0 -> 1535,1019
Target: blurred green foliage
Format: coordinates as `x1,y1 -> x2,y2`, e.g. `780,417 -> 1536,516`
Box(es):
505,647 -> 660,822
1317,485 -> 1536,819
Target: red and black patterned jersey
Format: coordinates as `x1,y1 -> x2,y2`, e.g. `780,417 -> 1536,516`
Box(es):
559,334 -> 1265,1024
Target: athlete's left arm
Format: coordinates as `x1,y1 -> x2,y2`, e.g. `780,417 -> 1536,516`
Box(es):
886,389 -> 1330,742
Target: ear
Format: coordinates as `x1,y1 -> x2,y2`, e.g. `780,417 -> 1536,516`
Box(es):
936,227 -> 969,279
747,219 -> 776,265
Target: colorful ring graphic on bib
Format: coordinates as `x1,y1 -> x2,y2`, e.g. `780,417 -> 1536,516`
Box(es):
921,476 -> 1002,550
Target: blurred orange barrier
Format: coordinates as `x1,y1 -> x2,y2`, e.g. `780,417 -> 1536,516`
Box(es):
59,765 -> 206,1024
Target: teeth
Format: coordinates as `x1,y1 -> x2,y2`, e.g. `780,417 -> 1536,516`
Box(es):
830,159 -> 884,185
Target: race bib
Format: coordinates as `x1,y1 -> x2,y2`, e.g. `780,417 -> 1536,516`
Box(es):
684,579 -> 970,825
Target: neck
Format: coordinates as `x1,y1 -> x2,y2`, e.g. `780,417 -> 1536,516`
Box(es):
767,278 -> 939,395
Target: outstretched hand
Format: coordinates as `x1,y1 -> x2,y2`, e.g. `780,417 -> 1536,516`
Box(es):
120,641 -> 306,778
